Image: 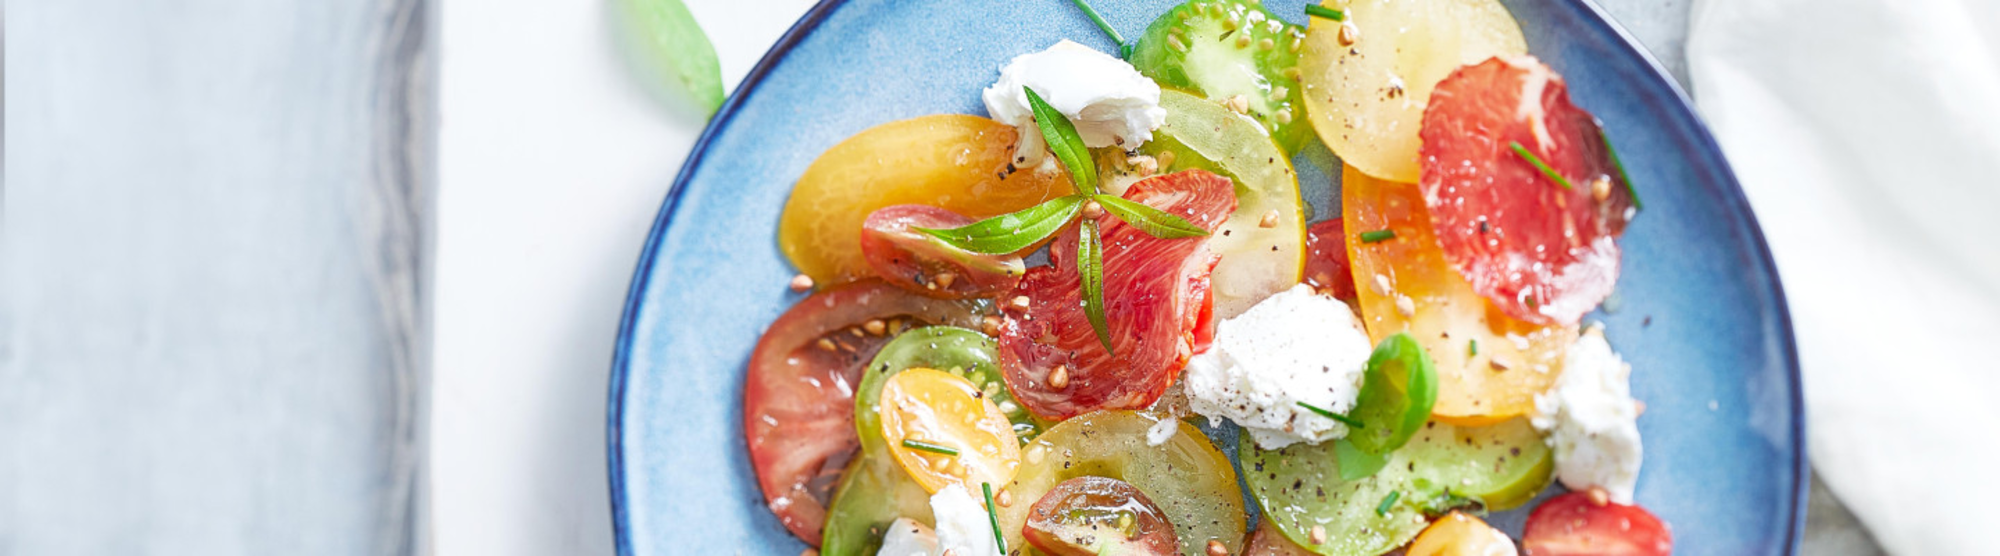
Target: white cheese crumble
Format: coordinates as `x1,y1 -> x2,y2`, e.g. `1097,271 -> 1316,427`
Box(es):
874,517 -> 939,556
1145,415 -> 1180,447
929,484 -> 1001,556
982,40 -> 1166,170
1184,284 -> 1374,450
1532,328 -> 1644,504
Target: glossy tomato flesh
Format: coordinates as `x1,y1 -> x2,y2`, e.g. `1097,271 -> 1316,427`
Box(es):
1522,492 -> 1672,556
861,204 -> 1026,299
742,281 -> 983,544
1024,476 -> 1179,556
1304,218 -> 1358,302
997,170 -> 1236,421
1420,56 -> 1636,326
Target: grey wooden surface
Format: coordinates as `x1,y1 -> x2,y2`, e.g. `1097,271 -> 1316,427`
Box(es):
1,0 -> 433,554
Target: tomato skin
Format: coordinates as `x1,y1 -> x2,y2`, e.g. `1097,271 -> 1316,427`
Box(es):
1522,492 -> 1672,556
1408,512 -> 1518,556
1243,520 -> 1317,556
1303,218 -> 1357,302
860,205 -> 1025,299
742,281 -> 985,545
1419,56 -> 1635,326
1023,476 -> 1179,556
997,170 -> 1236,421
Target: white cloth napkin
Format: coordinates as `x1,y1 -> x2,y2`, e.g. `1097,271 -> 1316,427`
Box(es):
1686,1 -> 2000,554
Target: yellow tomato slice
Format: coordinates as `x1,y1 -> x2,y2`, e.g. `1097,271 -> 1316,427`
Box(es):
1299,0 -> 1526,183
1407,512 -> 1518,556
880,367 -> 1023,495
779,115 -> 1074,286
1341,165 -> 1575,423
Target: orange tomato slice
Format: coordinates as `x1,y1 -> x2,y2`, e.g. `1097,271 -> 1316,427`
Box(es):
1342,164 -> 1575,423
1408,512 -> 1519,556
779,115 -> 1073,286
880,367 -> 1023,495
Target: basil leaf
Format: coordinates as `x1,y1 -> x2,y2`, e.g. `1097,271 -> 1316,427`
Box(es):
1024,87 -> 1099,195
917,196 -> 1087,254
1346,333 -> 1439,455
1334,437 -> 1389,481
620,0 -> 724,114
1092,194 -> 1209,239
1078,219 -> 1113,353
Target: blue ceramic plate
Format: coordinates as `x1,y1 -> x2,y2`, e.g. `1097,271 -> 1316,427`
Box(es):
609,0 -> 1806,553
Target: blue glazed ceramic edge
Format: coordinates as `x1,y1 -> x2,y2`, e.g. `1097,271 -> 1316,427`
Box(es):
605,0 -> 1809,553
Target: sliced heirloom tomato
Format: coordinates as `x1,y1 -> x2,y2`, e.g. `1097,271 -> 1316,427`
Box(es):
862,205 -> 1025,298
781,115 -> 1073,286
996,411 -> 1248,556
1521,492 -> 1671,556
1304,218 -> 1357,302
1420,57 -> 1636,326
1244,519 -> 1319,556
1245,418 -> 1552,556
1129,0 -> 1313,153
1298,0 -> 1527,183
1343,165 -> 1574,424
743,282 -> 985,545
998,170 -> 1236,421
1408,512 -> 1519,556
821,326 -> 1039,555
879,367 -> 1023,494
1023,476 -> 1180,556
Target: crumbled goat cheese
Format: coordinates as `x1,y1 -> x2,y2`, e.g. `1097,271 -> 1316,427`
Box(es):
982,40 -> 1166,170
1185,284 -> 1373,450
1533,328 -> 1644,504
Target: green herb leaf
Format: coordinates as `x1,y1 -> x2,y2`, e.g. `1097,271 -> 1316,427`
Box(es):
1304,5 -> 1347,21
1510,141 -> 1574,190
1079,219 -> 1114,353
1468,339 -> 1479,358
1376,491 -> 1402,516
984,482 -> 1008,554
1295,401 -> 1364,430
899,439 -> 960,456
1334,437 -> 1389,481
1359,229 -> 1396,243
1092,195 -> 1210,239
620,0 -> 724,115
917,196 -> 1088,254
1067,0 -> 1130,58
1602,129 -> 1643,211
1346,333 -> 1440,455
1025,87 -> 1099,195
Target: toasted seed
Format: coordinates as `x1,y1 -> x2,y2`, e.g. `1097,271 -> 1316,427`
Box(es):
1258,209 -> 1280,228
817,338 -> 837,352
1048,365 -> 1070,389
934,272 -> 956,290
1587,486 -> 1611,507
1591,175 -> 1613,201
1395,295 -> 1416,316
1338,21 -> 1359,46
981,315 -> 1003,336
1011,296 -> 1031,310
1207,539 -> 1229,556
863,319 -> 886,336
1310,525 -> 1327,545
789,274 -> 815,292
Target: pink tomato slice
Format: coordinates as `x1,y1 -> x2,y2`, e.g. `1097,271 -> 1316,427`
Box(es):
1522,492 -> 1672,556
860,204 -> 1026,299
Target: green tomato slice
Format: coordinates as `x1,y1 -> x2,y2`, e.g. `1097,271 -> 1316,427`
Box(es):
1243,418 -> 1554,556
1099,89 -> 1304,319
1346,333 -> 1438,455
821,326 -> 1041,555
1129,0 -> 1312,153
997,411 -> 1248,556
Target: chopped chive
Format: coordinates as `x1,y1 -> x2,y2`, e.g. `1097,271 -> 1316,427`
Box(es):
1468,339 -> 1479,357
1510,141 -> 1574,189
901,439 -> 960,456
984,482 -> 1008,554
1359,229 -> 1396,243
1376,491 -> 1402,516
1296,401 -> 1365,429
1067,0 -> 1130,58
1304,5 -> 1347,20
1601,129 -> 1642,211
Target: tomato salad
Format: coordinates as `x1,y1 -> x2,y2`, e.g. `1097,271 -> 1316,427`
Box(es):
743,1 -> 1667,555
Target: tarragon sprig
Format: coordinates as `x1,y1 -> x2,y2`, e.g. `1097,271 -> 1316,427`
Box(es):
918,85 -> 1208,353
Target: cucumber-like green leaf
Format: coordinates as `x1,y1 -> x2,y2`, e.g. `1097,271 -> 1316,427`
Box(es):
916,195 -> 1086,255
1346,333 -> 1438,455
1025,87 -> 1099,195
619,0 -> 723,114
1093,194 -> 1210,239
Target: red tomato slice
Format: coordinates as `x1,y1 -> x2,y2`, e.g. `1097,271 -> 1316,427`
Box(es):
861,204 -> 1026,299
742,280 -> 983,544
1522,492 -> 1673,556
998,170 -> 1235,421
1304,218 -> 1357,302
1419,56 -> 1636,326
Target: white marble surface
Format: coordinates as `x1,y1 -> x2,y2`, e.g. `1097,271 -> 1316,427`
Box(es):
2,0 -> 432,554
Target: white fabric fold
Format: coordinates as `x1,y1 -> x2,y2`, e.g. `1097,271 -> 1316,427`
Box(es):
1686,1 -> 2000,554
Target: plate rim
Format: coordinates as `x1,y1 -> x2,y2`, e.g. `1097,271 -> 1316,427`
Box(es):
605,1 -> 1809,553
